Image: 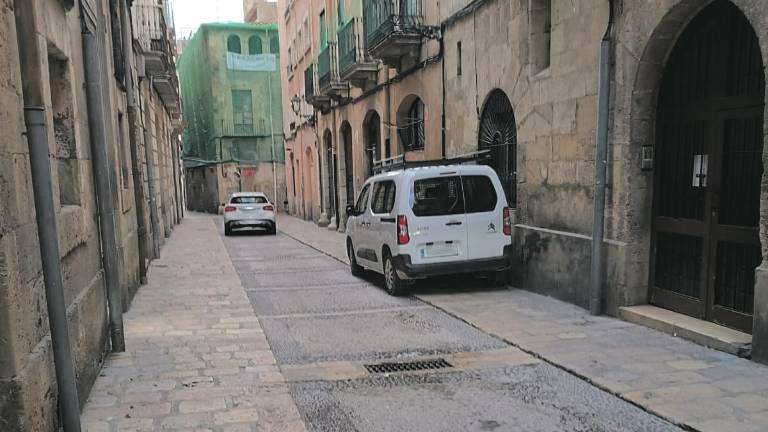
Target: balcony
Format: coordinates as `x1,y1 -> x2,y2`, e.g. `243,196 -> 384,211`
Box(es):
317,42 -> 350,100
363,0 -> 423,68
133,4 -> 172,76
338,17 -> 378,87
305,64 -> 330,111
215,118 -> 271,138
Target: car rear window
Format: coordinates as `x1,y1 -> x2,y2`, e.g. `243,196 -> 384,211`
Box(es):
462,176 -> 497,213
411,176 -> 464,216
231,196 -> 268,204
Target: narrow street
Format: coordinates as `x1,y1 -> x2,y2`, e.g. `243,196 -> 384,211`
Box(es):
223,221 -> 681,431
79,213 -> 682,431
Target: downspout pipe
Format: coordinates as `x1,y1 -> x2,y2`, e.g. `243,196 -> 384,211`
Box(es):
14,0 -> 82,430
589,0 -> 615,316
82,6 -> 126,351
440,22 -> 447,159
120,0 -> 150,284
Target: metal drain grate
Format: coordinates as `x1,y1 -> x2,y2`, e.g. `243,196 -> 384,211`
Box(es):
364,358 -> 453,374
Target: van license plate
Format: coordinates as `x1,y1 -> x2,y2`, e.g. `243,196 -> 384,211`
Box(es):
421,244 -> 459,258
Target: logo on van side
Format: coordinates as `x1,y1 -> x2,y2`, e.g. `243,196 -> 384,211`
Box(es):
487,223 -> 496,233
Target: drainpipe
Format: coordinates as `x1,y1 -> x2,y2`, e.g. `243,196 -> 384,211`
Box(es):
440,22 -> 447,159
14,0 -> 82,430
589,0 -> 615,316
82,2 -> 126,352
120,0 -> 150,283
143,84 -> 162,259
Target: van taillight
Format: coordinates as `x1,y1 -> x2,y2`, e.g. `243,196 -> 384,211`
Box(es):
263,205 -> 274,211
225,206 -> 237,213
397,215 -> 410,245
503,207 -> 512,236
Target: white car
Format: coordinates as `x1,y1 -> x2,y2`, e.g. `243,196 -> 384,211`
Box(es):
223,192 -> 276,236
345,164 -> 512,295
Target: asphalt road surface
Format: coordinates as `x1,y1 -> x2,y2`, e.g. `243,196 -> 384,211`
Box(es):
222,228 -> 682,432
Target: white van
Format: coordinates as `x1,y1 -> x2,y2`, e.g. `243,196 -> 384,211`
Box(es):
345,164 -> 512,295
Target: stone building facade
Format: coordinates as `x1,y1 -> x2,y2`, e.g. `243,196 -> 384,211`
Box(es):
180,23 -> 286,213
0,0 -> 184,429
244,0 -> 278,24
277,0 -> 768,364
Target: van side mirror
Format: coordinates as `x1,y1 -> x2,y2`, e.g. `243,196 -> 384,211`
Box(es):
346,205 -> 355,217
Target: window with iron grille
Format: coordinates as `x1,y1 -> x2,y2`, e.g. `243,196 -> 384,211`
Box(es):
232,90 -> 254,135
399,98 -> 424,151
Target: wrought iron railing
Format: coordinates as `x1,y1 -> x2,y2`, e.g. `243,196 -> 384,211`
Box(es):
304,64 -> 315,98
363,0 -> 423,49
318,44 -> 331,89
215,118 -> 270,137
338,17 -> 368,75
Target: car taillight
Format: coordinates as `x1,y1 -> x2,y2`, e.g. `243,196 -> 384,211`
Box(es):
225,206 -> 237,213
397,215 -> 410,245
263,205 -> 274,211
503,207 -> 512,236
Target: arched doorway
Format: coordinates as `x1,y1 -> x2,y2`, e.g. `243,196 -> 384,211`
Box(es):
652,0 -> 764,332
478,89 -> 517,206
341,122 -> 354,206
323,129 -> 338,221
364,111 -> 381,178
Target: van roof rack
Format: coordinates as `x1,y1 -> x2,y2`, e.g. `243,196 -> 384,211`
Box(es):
373,150 -> 492,174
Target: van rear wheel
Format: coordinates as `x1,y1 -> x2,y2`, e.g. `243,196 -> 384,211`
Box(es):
383,253 -> 408,296
488,270 -> 509,287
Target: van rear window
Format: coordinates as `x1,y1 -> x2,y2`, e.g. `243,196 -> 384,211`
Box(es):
462,176 -> 497,213
411,176 -> 464,216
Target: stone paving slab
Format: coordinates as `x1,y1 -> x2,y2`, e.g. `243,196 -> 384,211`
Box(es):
81,214 -> 307,432
277,214 -> 768,432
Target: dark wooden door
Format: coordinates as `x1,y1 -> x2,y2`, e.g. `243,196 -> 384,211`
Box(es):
652,0 -> 764,333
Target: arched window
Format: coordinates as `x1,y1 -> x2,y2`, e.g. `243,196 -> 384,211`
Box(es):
248,36 -> 263,54
227,35 -> 241,53
479,89 -> 516,206
270,37 -> 280,54
398,97 -> 424,151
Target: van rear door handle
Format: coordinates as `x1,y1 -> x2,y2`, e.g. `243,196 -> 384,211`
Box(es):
446,221 -> 463,226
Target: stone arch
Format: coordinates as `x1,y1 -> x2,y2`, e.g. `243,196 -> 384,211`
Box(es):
323,128 -> 337,219
339,121 -> 355,208
622,0 -> 768,327
396,95 -> 425,152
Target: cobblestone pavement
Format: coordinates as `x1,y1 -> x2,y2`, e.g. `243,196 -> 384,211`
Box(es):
228,216 -> 682,432
278,214 -> 768,432
81,214 -> 306,432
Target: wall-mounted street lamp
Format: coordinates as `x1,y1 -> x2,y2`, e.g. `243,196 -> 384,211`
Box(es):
290,94 -> 315,126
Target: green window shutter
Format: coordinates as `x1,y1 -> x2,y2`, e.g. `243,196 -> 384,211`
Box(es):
248,36 -> 263,54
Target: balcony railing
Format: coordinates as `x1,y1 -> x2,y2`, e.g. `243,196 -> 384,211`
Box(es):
338,17 -> 378,85
133,4 -> 167,56
363,0 -> 423,49
215,118 -> 271,138
304,64 -> 315,99
318,45 -> 331,90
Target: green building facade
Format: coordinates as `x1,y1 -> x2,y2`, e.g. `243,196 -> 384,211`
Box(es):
179,23 -> 286,211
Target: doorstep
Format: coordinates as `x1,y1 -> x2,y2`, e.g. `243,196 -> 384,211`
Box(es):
619,305 -> 752,357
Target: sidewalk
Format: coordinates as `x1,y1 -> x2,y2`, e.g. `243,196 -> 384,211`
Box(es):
81,214 -> 306,432
278,214 -> 768,432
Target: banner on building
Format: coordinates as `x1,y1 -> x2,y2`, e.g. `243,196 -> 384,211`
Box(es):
226,52 -> 277,72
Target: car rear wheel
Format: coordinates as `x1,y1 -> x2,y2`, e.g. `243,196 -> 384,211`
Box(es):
383,252 -> 408,296
268,224 -> 277,235
224,224 -> 232,236
347,241 -> 364,277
